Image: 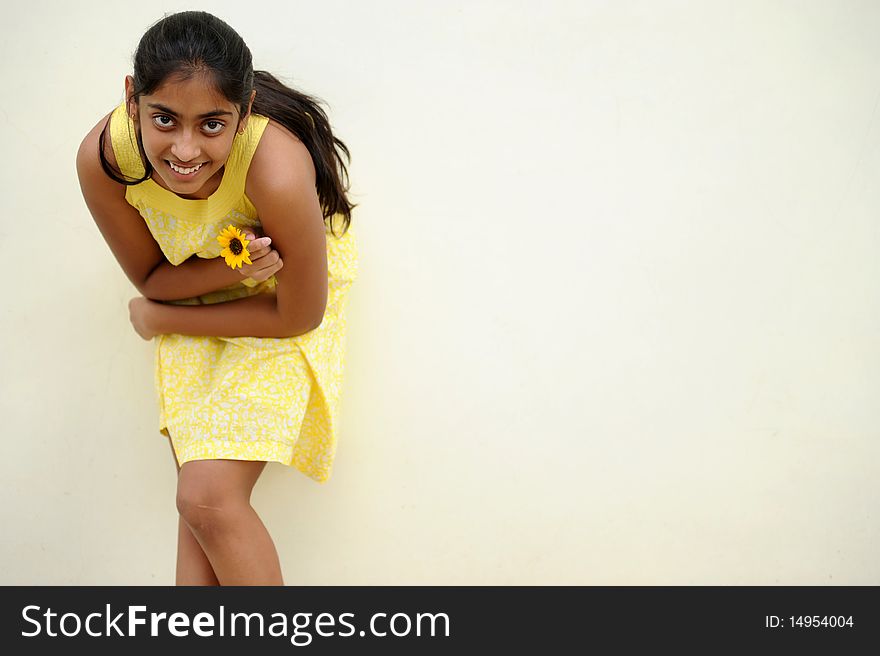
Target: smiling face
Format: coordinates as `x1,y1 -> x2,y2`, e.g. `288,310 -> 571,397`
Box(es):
125,72 -> 253,199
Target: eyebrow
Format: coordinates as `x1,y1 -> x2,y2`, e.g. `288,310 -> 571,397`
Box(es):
146,103 -> 234,119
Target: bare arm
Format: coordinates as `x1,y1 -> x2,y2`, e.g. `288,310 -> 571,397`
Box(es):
140,256 -> 243,301
142,234 -> 281,301
138,121 -> 328,339
76,113 -> 270,301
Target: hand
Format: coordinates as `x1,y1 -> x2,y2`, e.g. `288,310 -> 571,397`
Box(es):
128,296 -> 159,340
238,231 -> 284,282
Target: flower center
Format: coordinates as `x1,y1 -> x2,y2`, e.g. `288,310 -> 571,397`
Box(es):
230,238 -> 243,255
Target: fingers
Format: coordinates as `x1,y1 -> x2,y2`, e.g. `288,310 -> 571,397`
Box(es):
237,246 -> 282,282
245,251 -> 283,282
249,242 -> 279,266
244,233 -> 272,257
240,231 -> 282,282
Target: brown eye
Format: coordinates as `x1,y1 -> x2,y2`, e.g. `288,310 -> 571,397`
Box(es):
203,120 -> 225,134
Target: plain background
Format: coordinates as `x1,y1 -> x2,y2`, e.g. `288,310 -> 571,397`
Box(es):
1,0 -> 877,584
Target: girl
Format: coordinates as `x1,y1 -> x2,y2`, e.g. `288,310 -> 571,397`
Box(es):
76,10 -> 358,585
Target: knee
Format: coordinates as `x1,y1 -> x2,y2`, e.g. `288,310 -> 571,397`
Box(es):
176,484 -> 240,538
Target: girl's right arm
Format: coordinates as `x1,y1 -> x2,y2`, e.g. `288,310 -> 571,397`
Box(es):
76,113 -> 269,301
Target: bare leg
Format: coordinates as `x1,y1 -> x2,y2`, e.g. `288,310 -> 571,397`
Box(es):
176,516 -> 221,585
176,458 -> 284,585
168,438 -> 220,586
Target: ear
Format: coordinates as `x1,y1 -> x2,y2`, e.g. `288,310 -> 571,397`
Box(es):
124,75 -> 138,120
238,89 -> 257,134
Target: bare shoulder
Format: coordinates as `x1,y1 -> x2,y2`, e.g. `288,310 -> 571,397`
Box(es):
247,119 -> 316,196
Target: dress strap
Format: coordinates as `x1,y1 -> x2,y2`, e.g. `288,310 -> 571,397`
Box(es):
109,103 -> 147,181
223,114 -> 270,195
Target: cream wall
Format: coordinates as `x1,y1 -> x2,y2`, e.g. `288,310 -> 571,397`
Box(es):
1,0 -> 877,584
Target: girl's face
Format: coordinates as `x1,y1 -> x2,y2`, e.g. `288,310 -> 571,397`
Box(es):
125,73 -> 254,200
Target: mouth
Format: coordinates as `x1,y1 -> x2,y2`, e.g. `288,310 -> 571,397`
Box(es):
166,160 -> 207,177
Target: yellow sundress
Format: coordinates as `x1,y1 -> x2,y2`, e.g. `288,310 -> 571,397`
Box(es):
108,103 -> 358,483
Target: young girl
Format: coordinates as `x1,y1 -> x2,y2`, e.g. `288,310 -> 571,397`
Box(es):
76,11 -> 357,585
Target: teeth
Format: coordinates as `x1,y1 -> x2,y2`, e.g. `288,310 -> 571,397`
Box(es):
169,161 -> 203,175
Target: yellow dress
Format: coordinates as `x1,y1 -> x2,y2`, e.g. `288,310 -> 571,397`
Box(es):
108,103 -> 358,482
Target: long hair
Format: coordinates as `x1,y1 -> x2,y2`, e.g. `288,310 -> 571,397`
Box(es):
98,10 -> 354,235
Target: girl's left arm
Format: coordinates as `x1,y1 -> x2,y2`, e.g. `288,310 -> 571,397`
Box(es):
138,122 -> 328,339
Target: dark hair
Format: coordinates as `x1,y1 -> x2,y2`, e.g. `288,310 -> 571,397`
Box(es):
99,10 -> 354,235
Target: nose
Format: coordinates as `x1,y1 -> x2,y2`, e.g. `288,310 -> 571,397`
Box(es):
170,130 -> 201,162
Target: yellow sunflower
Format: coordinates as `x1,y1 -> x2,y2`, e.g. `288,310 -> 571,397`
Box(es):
217,225 -> 252,270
